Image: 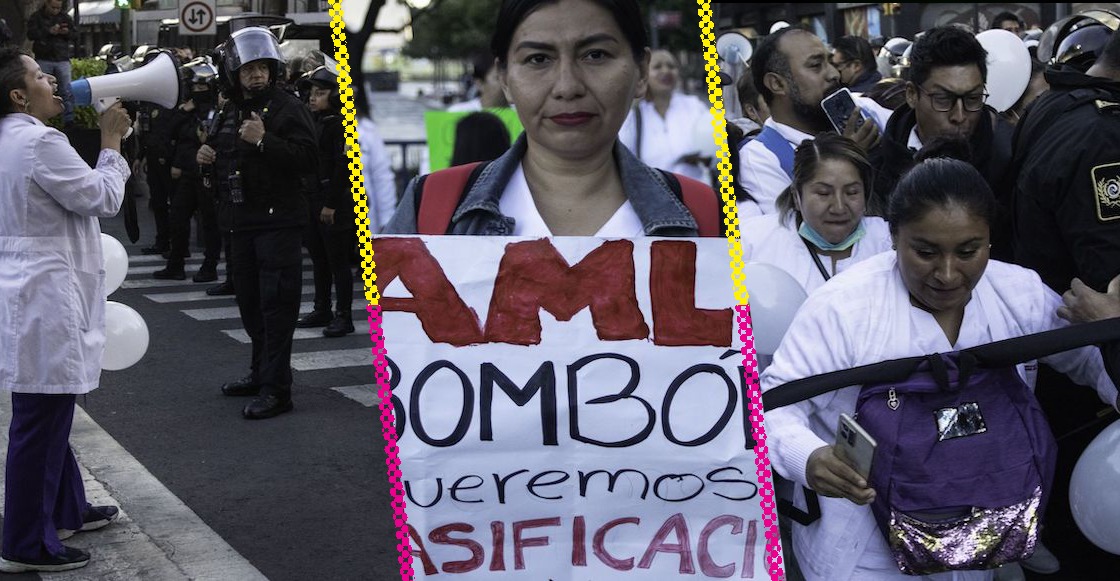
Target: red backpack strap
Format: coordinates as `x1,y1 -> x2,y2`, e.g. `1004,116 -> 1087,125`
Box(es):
416,162 -> 485,235
671,172 -> 722,238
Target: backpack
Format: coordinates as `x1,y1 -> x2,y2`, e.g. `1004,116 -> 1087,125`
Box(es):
413,161 -> 724,237
763,319 -> 1120,575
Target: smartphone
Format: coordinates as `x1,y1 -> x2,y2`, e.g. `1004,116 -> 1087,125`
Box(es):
835,413 -> 877,480
821,88 -> 866,134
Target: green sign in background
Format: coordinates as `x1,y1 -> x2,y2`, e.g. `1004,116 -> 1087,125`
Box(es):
424,108 -> 524,172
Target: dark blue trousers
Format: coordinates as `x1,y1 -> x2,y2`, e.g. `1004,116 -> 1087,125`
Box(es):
2,393 -> 86,560
231,227 -> 303,398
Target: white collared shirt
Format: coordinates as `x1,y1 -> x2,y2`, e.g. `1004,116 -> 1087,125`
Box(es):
498,164 -> 644,237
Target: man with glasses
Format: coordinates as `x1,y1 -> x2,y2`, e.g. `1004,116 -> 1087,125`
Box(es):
869,26 -> 1015,255
831,36 -> 882,94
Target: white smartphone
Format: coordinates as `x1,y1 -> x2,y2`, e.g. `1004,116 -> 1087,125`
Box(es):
835,413 -> 877,480
821,88 -> 866,134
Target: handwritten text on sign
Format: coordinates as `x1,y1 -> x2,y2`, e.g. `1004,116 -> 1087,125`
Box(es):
376,237 -> 763,579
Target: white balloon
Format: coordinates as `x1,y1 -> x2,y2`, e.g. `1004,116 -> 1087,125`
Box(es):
102,301 -> 149,371
1070,419 -> 1120,555
977,29 -> 1032,113
769,21 -> 790,34
742,262 -> 808,355
100,233 -> 128,296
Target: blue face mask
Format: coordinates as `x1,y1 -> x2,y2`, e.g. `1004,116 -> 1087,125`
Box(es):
798,220 -> 866,252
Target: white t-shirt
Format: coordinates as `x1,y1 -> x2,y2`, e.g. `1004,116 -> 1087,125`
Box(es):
497,164 -> 644,237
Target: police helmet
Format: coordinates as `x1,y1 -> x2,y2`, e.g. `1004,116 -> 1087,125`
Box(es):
1037,9 -> 1120,71
219,27 -> 284,98
223,26 -> 284,74
299,56 -> 342,110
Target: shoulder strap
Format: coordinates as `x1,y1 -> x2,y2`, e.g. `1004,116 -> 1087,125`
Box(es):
754,125 -> 795,179
763,318 -> 1120,411
416,161 -> 489,235
800,236 -> 832,282
633,104 -> 643,160
658,170 -> 721,237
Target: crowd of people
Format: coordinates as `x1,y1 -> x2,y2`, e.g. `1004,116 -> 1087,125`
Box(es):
3,0 -> 1120,577
724,11 -> 1120,581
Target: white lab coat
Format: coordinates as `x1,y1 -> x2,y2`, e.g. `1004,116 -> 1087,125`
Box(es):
357,116 -> 400,232
760,252 -> 1118,581
741,213 -> 893,294
619,92 -> 712,182
0,114 -> 129,394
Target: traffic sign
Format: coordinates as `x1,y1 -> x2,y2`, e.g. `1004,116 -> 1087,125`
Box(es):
179,0 -> 216,36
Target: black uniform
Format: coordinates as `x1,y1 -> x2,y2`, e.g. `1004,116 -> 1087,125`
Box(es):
139,104 -> 179,253
1009,64 -> 1120,577
869,104 -> 1016,258
165,101 -> 220,276
304,111 -> 355,325
1012,65 -> 1120,292
212,86 -> 317,404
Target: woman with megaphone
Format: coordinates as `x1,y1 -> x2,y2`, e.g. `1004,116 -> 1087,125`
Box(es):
0,46 -> 132,573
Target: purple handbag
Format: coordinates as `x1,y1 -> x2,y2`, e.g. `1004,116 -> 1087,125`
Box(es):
855,353 -> 1057,575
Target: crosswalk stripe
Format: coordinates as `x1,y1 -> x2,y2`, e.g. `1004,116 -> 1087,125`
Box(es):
220,327 -> 366,344
183,302 -> 314,321
144,282 -> 363,304
331,385 -> 381,407
121,271 -> 315,290
128,259 -> 313,276
291,349 -> 375,371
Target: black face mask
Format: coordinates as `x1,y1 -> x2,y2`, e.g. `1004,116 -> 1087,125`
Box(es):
191,91 -> 215,109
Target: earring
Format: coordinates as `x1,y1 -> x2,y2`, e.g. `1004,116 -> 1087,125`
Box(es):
19,100 -> 29,114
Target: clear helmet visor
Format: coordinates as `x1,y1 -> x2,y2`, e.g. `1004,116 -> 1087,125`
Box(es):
224,27 -> 284,73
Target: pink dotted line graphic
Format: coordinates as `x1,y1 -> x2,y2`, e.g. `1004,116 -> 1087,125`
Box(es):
736,304 -> 785,581
367,304 -> 415,580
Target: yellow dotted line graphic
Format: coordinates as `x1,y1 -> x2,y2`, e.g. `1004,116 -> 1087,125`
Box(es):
329,0 -> 379,307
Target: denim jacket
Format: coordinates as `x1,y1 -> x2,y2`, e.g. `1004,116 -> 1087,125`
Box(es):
382,135 -> 705,236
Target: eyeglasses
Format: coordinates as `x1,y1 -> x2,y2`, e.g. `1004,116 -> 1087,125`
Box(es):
914,85 -> 989,113
831,59 -> 853,69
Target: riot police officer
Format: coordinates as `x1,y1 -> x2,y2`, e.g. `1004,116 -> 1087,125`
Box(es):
295,60 -> 356,338
197,27 -> 318,420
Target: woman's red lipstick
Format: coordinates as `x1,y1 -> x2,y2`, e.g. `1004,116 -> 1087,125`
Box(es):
549,112 -> 594,126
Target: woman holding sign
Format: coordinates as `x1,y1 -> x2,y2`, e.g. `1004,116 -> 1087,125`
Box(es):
384,0 -> 720,237
742,133 -> 892,295
0,47 -> 131,573
759,154 -> 1119,581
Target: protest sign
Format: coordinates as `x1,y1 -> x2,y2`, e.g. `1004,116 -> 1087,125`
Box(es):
375,236 -> 763,579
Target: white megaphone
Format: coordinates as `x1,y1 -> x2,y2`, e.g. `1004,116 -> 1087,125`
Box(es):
72,51 -> 181,113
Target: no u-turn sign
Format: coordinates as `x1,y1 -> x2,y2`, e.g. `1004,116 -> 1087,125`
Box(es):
179,0 -> 216,36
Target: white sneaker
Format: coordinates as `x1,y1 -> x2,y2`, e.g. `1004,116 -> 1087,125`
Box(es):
1022,541 -> 1061,574
994,562 -> 1026,581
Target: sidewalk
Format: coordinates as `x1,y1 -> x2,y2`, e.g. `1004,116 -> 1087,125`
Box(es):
0,396 -> 267,580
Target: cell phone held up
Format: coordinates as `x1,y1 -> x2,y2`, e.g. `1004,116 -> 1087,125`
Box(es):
821,88 -> 866,135
835,412 -> 877,480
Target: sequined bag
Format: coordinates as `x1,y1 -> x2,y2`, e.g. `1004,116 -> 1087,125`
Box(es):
855,352 -> 1057,575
